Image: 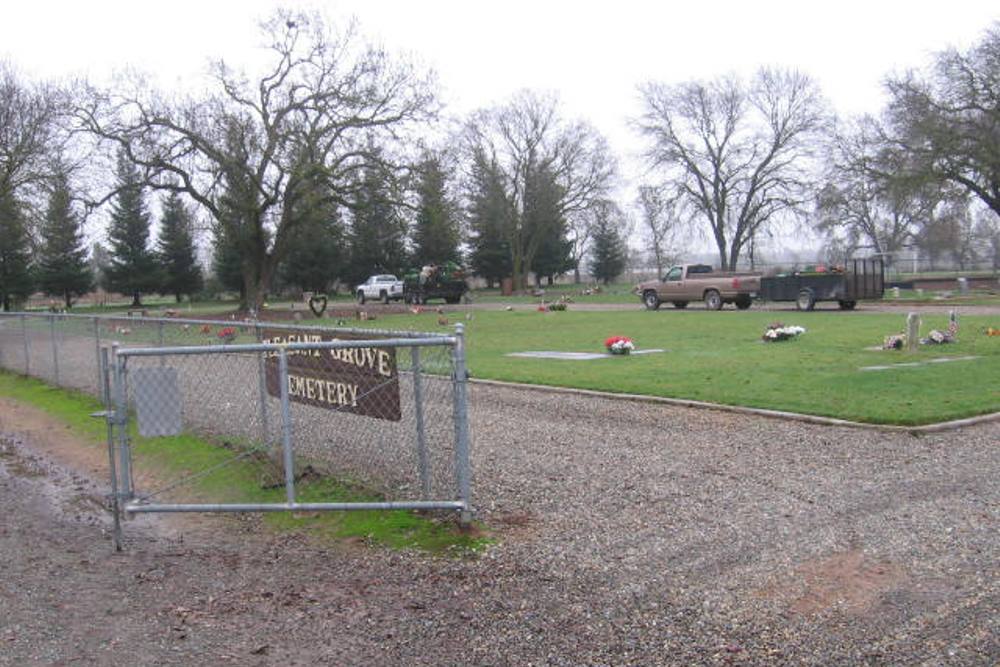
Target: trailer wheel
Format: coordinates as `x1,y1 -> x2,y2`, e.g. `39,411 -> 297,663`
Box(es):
356,291 -> 366,305
735,296 -> 752,310
838,300 -> 856,310
672,301 -> 688,309
380,291 -> 390,305
704,290 -> 723,311
796,288 -> 816,311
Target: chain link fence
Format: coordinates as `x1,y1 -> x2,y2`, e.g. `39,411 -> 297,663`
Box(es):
0,312 -> 472,544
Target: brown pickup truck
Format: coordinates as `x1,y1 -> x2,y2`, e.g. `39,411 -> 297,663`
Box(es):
635,264 -> 761,310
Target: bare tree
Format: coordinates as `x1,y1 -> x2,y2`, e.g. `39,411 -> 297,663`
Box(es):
0,62 -> 64,208
636,185 -> 684,277
75,11 -> 436,310
974,208 -> 1000,274
816,116 -> 927,266
462,91 -> 616,291
883,24 -> 1000,219
636,69 -> 827,270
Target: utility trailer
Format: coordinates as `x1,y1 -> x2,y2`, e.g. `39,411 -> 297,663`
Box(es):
759,258 -> 884,311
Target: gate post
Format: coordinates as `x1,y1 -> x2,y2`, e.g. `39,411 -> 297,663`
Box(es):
450,324 -> 472,526
94,317 -> 103,401
101,346 -> 123,551
111,343 -> 133,501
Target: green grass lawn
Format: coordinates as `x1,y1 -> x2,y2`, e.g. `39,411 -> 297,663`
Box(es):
0,372 -> 486,553
369,308 -> 1000,425
468,282 -> 639,304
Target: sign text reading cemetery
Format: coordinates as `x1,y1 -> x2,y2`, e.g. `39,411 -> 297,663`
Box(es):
262,331 -> 402,421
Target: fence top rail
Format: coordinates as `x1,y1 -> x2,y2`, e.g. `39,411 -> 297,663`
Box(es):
117,336 -> 456,358
1,311 -> 450,340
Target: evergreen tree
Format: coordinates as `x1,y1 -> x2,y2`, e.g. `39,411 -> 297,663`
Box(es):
467,155 -> 512,288
104,151 -> 160,307
588,205 -> 628,284
525,168 -> 574,285
412,157 -> 460,267
36,172 -> 92,309
346,164 -> 408,285
212,222 -> 245,299
157,192 -> 203,302
279,182 -> 344,294
0,190 -> 34,311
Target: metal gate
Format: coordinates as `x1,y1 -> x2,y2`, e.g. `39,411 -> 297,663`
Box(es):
99,328 -> 472,550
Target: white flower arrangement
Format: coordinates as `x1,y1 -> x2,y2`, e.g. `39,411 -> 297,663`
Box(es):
762,323 -> 805,342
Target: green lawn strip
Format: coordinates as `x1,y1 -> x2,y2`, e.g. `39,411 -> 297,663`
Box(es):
0,371 -> 486,554
357,309 -> 1000,425
469,282 -> 640,304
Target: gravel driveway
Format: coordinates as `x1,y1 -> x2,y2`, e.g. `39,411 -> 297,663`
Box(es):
1,379 -> 997,665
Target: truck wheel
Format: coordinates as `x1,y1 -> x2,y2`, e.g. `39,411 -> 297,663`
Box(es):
672,301 -> 688,309
838,300 -> 856,310
704,290 -> 723,311
796,288 -> 816,311
643,290 -> 661,310
356,291 -> 366,305
380,291 -> 389,305
735,296 -> 752,310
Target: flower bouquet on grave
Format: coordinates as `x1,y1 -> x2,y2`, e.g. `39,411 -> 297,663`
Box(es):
217,326 -> 238,344
883,333 -> 906,350
762,322 -> 805,342
605,335 -> 635,355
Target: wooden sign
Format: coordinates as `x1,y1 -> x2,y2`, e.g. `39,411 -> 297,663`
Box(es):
262,330 -> 401,421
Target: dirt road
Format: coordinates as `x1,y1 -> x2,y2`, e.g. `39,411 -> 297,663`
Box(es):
1,386 -> 997,665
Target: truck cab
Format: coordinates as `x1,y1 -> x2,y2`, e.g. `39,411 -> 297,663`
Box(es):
635,264 -> 761,310
356,275 -> 404,305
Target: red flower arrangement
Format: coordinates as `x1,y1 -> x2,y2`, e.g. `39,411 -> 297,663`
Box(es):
605,335 -> 635,355
217,326 -> 237,343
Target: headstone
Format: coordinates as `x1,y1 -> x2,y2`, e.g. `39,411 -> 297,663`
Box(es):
957,277 -> 969,294
891,286 -> 900,299
906,312 -> 920,352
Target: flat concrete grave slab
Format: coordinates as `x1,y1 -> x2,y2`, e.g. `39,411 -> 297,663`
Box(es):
507,349 -> 666,361
859,355 -> 979,372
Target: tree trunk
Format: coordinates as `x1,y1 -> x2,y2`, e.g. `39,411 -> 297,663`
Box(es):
546,275 -> 553,286
131,292 -> 142,308
64,292 -> 73,310
573,266 -> 581,284
175,293 -> 183,304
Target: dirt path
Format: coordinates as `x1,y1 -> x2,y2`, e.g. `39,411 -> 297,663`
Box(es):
1,392 -> 998,665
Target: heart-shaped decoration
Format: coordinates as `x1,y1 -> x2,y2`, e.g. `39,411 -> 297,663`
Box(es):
308,294 -> 328,318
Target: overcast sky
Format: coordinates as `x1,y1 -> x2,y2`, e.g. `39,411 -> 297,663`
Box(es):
2,0 -> 997,255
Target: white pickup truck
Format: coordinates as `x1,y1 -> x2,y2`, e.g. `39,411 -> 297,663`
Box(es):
356,275 -> 404,304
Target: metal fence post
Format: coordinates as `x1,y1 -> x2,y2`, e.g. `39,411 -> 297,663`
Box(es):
21,313 -> 29,375
94,317 -> 104,402
410,346 -> 431,499
49,314 -> 60,384
157,320 -> 165,366
101,346 -> 123,551
255,323 -> 270,447
450,324 -> 472,526
111,343 -> 133,501
278,349 -> 296,505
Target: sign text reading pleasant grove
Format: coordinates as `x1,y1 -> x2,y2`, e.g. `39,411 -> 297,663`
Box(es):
262,331 -> 402,421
